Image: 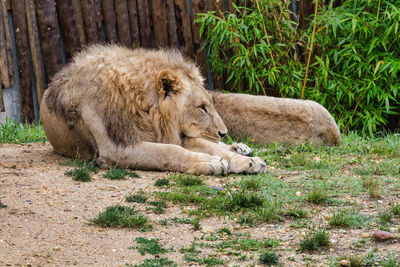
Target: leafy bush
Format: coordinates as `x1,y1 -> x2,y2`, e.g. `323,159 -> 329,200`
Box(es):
197,0 -> 400,134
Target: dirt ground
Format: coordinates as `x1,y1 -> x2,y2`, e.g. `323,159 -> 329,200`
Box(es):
0,143 -> 399,266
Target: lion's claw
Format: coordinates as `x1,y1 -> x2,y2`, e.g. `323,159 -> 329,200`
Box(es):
230,143 -> 253,156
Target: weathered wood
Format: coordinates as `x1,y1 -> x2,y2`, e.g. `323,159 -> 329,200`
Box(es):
0,86 -> 4,112
137,0 -> 152,48
25,0 -> 46,104
1,0 -> 14,87
71,0 -> 86,45
102,0 -> 118,43
80,0 -> 102,44
0,0 -> 10,89
115,0 -> 132,47
12,0 -> 34,122
166,0 -> 178,47
297,0 -> 314,30
151,0 -> 168,48
174,0 -> 194,57
127,0 -> 140,47
35,0 -> 64,82
191,0 -> 209,78
55,0 -> 81,60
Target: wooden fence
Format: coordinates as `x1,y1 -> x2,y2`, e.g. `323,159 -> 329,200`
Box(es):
0,0 -> 319,123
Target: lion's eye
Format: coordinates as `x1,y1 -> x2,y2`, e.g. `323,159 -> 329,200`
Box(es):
199,104 -> 207,113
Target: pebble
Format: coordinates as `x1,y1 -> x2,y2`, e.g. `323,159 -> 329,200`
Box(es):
339,259 -> 350,266
360,232 -> 370,238
372,230 -> 397,242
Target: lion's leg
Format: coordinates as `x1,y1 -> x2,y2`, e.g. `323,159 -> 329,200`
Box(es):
183,138 -> 266,174
218,142 -> 253,156
80,107 -> 228,175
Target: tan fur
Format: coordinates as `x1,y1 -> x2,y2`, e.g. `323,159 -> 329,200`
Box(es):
212,92 -> 341,146
41,45 -> 266,175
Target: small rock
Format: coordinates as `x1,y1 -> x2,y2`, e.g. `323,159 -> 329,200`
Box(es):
372,230 -> 397,242
360,232 -> 370,238
339,259 -> 350,266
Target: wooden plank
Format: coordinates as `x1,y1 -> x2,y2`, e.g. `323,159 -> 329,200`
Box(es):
0,86 -> 4,112
12,0 -> 34,123
174,0 -> 194,57
115,0 -> 132,47
127,0 -> 140,47
166,0 -> 178,47
80,0 -> 102,44
151,0 -> 168,48
35,0 -> 64,81
136,0 -> 152,48
102,0 -> 118,43
0,0 -> 10,89
25,0 -> 46,104
191,0 -> 209,78
71,0 -> 86,45
1,0 -> 14,87
55,0 -> 81,60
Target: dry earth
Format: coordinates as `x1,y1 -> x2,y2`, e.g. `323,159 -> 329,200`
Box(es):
0,143 -> 399,266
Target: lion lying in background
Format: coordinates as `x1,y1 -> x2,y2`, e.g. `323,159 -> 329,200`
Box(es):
40,45 -> 266,175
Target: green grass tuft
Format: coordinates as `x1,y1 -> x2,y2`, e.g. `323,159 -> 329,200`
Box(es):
148,200 -> 168,214
392,204 -> 400,216
91,205 -> 149,228
65,167 -> 91,182
132,237 -> 171,255
0,119 -> 47,143
225,189 -> 265,211
306,186 -> 329,204
299,229 -> 330,251
176,175 -> 204,187
126,191 -> 147,203
129,258 -> 176,267
155,178 -> 170,187
103,168 -> 139,180
259,251 -> 279,266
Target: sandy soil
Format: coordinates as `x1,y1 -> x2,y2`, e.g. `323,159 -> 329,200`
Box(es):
0,143 -> 398,266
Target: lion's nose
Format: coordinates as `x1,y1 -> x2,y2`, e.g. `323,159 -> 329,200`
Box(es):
218,131 -> 227,138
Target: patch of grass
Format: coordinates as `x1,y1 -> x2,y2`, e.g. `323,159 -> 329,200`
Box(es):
65,167 -> 91,182
362,177 -> 380,199
217,228 -> 232,236
132,237 -> 171,255
175,175 -> 204,187
299,229 -> 330,252
129,258 -> 176,267
103,168 -> 139,180
347,255 -> 364,267
183,253 -> 224,266
91,205 -> 149,228
155,178 -> 170,187
391,204 -> 400,216
0,119 -> 47,143
59,158 -> 97,172
240,177 -> 262,191
382,255 -> 400,267
225,189 -> 265,211
148,200 -> 167,214
306,186 -> 329,204
126,191 -> 147,203
329,211 -> 368,228
259,251 -> 279,266
286,207 -> 308,218
379,211 -> 393,225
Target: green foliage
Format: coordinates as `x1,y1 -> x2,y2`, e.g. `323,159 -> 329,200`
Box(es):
103,168 -> 139,180
306,186 -> 329,204
259,251 -> 279,266
299,229 -> 330,251
65,167 -> 92,182
155,178 -> 170,187
197,0 -> 302,96
197,0 -> 400,134
91,205 -> 149,228
133,237 -> 170,255
126,191 -> 147,203
0,118 -> 47,143
130,258 -> 176,267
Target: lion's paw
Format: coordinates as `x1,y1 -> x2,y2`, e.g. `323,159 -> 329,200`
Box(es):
229,155 -> 266,174
230,143 -> 253,156
187,156 -> 229,176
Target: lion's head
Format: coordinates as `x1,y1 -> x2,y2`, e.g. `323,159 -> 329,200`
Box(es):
156,69 -> 227,143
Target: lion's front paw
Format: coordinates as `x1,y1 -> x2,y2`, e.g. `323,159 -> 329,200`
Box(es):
230,143 -> 253,156
229,155 -> 266,174
187,156 -> 229,176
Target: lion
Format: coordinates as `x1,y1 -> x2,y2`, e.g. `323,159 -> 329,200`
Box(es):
40,45 -> 266,175
212,92 -> 341,146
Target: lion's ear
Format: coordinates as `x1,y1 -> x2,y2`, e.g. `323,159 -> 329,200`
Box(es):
156,69 -> 181,100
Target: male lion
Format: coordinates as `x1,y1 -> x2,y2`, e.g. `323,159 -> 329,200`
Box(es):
40,45 -> 266,175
